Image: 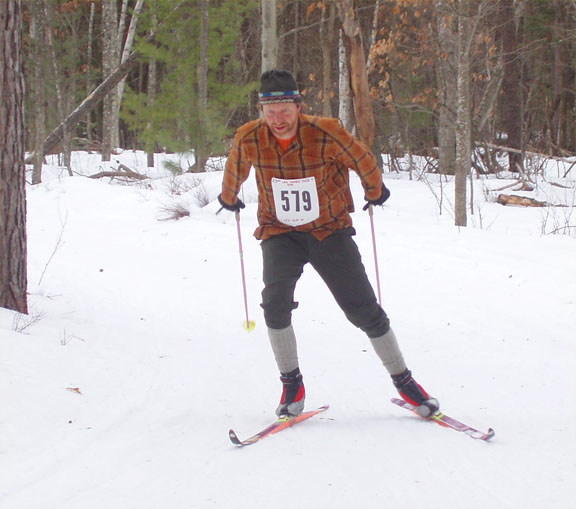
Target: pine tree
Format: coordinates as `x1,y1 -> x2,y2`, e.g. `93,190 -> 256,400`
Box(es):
122,0 -> 258,164
0,0 -> 28,314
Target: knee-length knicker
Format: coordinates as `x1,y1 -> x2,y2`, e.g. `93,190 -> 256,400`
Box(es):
260,228 -> 390,338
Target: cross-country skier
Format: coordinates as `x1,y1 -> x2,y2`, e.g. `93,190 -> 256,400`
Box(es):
218,69 -> 439,419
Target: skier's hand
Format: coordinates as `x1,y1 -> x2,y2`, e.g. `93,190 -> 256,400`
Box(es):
217,193 -> 245,212
362,183 -> 390,211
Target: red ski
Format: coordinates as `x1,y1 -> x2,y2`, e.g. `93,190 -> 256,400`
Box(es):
229,405 -> 329,446
392,398 -> 494,441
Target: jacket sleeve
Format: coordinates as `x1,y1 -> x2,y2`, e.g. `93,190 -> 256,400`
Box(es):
330,122 -> 383,201
221,130 -> 252,206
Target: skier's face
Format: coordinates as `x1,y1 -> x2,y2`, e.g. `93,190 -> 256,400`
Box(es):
261,102 -> 301,139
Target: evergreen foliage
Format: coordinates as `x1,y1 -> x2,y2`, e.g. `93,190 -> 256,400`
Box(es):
17,1 -> 576,165
122,0 -> 258,160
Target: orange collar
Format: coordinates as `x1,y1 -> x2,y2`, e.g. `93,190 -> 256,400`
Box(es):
274,134 -> 297,152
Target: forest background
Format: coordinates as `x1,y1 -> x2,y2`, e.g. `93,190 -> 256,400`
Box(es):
22,0 -> 576,174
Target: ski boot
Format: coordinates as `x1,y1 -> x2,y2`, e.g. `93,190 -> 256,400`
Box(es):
392,369 -> 439,418
275,367 -> 305,418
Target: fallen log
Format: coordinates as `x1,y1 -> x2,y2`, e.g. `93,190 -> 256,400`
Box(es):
25,51 -> 140,164
496,194 -> 548,207
89,163 -> 147,181
481,142 -> 576,163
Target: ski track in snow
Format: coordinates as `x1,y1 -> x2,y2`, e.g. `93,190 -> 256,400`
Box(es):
1,151 -> 575,509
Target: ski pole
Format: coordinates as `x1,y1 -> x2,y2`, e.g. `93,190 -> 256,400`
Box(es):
368,205 -> 382,306
235,210 -> 255,331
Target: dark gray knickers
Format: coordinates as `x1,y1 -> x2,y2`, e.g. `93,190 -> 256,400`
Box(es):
260,228 -> 390,338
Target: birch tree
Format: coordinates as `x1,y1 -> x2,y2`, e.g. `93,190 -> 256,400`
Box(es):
455,0 -> 472,227
261,0 -> 277,72
115,0 -> 144,134
102,0 -> 120,160
0,0 -> 28,314
102,0 -> 143,160
338,29 -> 352,131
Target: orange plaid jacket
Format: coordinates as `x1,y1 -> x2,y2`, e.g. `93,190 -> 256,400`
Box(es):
221,114 -> 383,240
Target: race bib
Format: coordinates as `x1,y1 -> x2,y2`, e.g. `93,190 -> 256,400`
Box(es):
271,177 -> 320,226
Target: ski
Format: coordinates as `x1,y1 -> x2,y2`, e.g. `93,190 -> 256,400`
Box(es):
229,405 -> 329,447
391,398 -> 494,441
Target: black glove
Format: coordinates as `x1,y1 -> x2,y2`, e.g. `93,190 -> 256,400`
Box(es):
363,183 -> 390,210
218,193 -> 245,212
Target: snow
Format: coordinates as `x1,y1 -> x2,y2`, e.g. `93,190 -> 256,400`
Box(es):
1,150 -> 575,509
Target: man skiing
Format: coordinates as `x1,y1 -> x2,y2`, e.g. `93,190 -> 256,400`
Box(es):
218,69 -> 439,419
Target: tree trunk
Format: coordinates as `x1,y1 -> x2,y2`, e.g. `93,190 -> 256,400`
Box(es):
43,0 -> 72,175
552,1 -> 575,152
365,0 -> 381,72
338,29 -> 352,131
115,0 -> 144,145
29,0 -> 45,184
320,1 -> 335,117
146,7 -> 158,169
337,0 -> 375,149
499,0 -> 523,172
86,1 -> 95,141
455,0 -> 471,227
496,194 -> 548,207
366,0 -> 383,165
435,0 -> 457,175
0,0 -> 28,314
102,0 -> 120,161
195,0 -> 209,172
261,0 -> 277,72
27,49 -> 141,162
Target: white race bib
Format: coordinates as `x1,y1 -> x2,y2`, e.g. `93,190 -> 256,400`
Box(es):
271,177 -> 320,226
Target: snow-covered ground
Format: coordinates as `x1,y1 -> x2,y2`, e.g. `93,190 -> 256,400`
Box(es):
1,150 -> 575,509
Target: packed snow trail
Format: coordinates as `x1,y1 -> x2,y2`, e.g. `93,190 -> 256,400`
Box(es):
0,151 -> 574,509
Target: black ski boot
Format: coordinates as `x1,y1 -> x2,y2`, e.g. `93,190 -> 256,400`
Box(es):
276,368 -> 305,418
392,369 -> 439,418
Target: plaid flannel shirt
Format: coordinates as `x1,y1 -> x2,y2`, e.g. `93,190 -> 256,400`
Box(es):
221,114 -> 383,240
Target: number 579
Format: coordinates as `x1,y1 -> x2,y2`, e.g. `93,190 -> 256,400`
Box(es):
281,190 -> 312,212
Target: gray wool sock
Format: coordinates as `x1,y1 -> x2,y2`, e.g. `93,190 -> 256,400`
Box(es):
369,328 -> 407,376
267,325 -> 299,374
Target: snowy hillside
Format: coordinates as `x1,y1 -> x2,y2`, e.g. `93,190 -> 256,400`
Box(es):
1,150 -> 575,509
